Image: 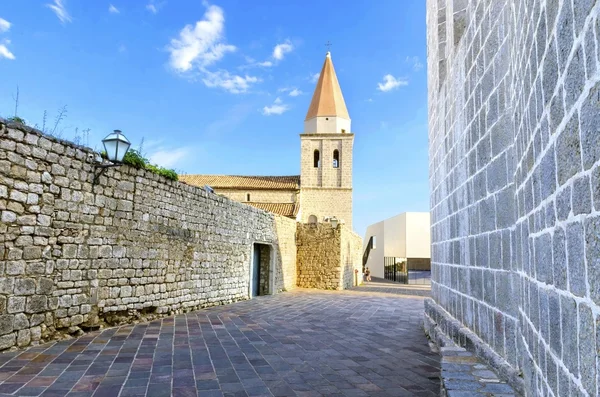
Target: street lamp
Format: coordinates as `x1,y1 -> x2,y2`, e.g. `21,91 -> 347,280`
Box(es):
330,216 -> 339,229
93,130 -> 131,185
102,130 -> 131,163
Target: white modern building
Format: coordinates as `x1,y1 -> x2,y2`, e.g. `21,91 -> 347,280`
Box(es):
362,212 -> 431,280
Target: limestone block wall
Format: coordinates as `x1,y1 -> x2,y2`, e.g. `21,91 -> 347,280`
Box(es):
299,188 -> 353,229
296,223 -> 362,290
0,119 -> 296,350
273,215 -> 297,291
215,189 -> 297,204
427,0 -> 600,395
340,227 -> 363,289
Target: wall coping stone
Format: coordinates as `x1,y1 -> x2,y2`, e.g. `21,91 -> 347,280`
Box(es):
0,117 -> 277,220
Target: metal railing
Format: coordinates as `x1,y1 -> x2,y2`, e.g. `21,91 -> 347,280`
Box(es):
362,236 -> 374,273
383,257 -> 431,285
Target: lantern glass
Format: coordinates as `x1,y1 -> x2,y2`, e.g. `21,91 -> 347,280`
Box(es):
330,217 -> 339,228
102,130 -> 131,163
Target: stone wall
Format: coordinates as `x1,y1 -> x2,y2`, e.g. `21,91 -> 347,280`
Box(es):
273,215 -> 297,291
299,132 -> 354,229
340,227 -> 363,289
0,119 -> 296,350
426,0 -> 600,395
299,188 -> 353,229
296,223 -> 362,290
215,189 -> 297,204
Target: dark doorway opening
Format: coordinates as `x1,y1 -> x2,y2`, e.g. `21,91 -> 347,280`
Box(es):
251,244 -> 271,297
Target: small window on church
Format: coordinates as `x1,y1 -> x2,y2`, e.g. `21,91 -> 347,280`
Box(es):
246,193 -> 250,201
341,129 -> 346,133
333,150 -> 339,168
314,150 -> 320,168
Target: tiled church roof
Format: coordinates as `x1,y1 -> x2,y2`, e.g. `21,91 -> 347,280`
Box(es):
305,52 -> 349,120
246,202 -> 299,218
179,175 -> 300,190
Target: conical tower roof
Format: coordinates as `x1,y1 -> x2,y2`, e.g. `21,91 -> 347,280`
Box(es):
305,52 -> 349,121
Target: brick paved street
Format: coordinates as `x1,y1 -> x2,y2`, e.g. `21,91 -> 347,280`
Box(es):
0,288 -> 440,397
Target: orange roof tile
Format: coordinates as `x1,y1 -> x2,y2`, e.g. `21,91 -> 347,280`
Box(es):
246,202 -> 299,218
179,175 -> 300,190
305,52 -> 349,120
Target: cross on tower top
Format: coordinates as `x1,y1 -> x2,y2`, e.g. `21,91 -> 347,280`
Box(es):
325,41 -> 332,52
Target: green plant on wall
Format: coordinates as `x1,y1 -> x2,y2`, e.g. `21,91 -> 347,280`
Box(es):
102,148 -> 179,181
6,116 -> 26,124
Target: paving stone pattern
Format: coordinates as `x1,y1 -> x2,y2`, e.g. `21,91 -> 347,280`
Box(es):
427,0 -> 600,395
349,278 -> 431,298
0,289 -> 440,397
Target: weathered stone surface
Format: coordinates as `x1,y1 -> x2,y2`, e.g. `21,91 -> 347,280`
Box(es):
0,117 -> 361,353
426,1 -> 600,395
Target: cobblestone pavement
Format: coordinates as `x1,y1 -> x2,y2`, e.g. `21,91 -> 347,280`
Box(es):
350,278 -> 431,297
0,289 -> 440,397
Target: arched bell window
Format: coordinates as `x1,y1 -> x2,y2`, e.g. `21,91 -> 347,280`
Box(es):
333,149 -> 339,168
314,150 -> 320,168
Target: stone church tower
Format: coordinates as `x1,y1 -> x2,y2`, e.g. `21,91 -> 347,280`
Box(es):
299,51 -> 354,228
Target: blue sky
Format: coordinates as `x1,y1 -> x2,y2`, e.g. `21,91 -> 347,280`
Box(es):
0,0 -> 428,237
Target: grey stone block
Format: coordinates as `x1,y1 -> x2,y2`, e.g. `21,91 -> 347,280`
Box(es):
548,290 -> 562,357
483,270 -> 495,306
489,232 -> 502,269
487,153 -> 508,193
535,232 -> 552,284
556,0 -> 574,71
560,295 -> 578,375
572,175 -> 591,215
542,39 -> 559,106
563,45 -> 585,111
566,222 -> 586,297
470,268 -> 483,300
552,227 -> 567,290
540,145 -> 556,201
593,166 -> 600,211
578,303 -> 596,396
573,0 -> 595,34
556,185 -> 571,221
579,81 -> 600,170
584,23 -> 597,80
549,88 -> 564,135
556,111 -> 582,185
584,215 -> 600,305
495,187 -> 515,229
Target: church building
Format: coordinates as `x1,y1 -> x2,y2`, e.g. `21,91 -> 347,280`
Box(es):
180,51 -> 354,228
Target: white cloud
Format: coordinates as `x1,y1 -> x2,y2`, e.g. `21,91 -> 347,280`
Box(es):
146,1 -> 165,14
278,87 -> 303,97
202,69 -> 259,94
380,121 -> 388,130
0,40 -> 15,60
377,74 -> 408,92
262,97 -> 289,116
309,72 -> 320,83
406,56 -> 423,71
257,60 -> 273,67
167,3 -> 235,72
0,18 -> 11,33
148,147 -> 190,168
46,0 -> 72,24
272,40 -> 293,60
118,44 -> 127,53
366,98 -> 373,102
109,4 -> 120,14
